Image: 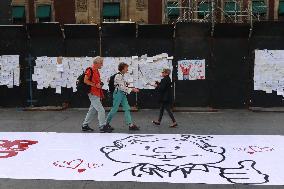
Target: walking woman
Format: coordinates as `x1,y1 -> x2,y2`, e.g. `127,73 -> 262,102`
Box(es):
152,68 -> 177,128
106,63 -> 140,131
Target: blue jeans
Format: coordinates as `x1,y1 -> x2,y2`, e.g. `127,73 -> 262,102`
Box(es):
106,90 -> 132,125
83,94 -> 106,128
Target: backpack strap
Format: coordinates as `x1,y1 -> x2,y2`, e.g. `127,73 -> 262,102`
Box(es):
114,72 -> 122,87
86,67 -> 93,81
90,67 -> 93,81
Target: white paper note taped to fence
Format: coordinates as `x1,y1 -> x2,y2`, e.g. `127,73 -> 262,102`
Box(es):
138,57 -> 173,89
33,57 -> 91,93
0,132 -> 283,185
32,54 -> 173,92
0,55 -> 20,87
254,50 -> 284,97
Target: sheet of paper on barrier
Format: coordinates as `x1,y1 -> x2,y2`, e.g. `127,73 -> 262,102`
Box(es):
254,50 -> 284,97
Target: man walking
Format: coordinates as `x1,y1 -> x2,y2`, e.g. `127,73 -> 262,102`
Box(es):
82,56 -> 111,133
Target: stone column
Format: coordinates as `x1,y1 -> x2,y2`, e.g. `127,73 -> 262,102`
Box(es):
75,0 -> 88,23
88,0 -> 97,23
120,0 -> 128,21
128,0 -> 148,23
274,0 -> 279,20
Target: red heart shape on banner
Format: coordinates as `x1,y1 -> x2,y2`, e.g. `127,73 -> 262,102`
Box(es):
53,159 -> 83,170
248,146 -> 273,154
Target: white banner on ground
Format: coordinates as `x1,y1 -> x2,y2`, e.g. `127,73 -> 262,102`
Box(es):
0,132 -> 283,185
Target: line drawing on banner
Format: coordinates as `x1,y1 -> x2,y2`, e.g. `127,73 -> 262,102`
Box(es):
100,135 -> 269,184
0,140 -> 38,159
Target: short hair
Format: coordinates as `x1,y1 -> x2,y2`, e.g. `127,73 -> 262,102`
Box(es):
162,68 -> 171,75
93,56 -> 103,64
118,62 -> 129,72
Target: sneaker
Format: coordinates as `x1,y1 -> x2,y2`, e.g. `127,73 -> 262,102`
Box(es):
152,120 -> 161,126
169,122 -> 178,128
129,124 -> 140,131
105,123 -> 114,131
100,125 -> 112,133
82,125 -> 94,132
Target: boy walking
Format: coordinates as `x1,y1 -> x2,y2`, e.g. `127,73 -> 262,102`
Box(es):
152,68 -> 177,128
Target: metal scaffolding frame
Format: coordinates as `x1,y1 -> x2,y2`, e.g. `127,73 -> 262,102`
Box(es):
165,0 -> 269,25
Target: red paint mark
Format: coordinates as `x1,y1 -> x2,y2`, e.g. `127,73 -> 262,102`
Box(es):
233,146 -> 274,155
53,159 -> 103,174
0,140 -> 38,159
77,168 -> 86,173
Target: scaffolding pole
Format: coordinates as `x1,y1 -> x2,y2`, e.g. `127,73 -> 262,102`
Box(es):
165,0 -> 269,24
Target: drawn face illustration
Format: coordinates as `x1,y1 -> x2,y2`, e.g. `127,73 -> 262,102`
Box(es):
101,135 -> 225,166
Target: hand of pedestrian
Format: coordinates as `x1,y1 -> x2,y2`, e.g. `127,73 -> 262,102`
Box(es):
95,83 -> 102,89
132,88 -> 139,93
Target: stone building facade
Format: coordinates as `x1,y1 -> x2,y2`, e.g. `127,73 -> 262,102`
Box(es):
8,0 -> 284,25
75,0 -> 149,24
11,0 -> 75,24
